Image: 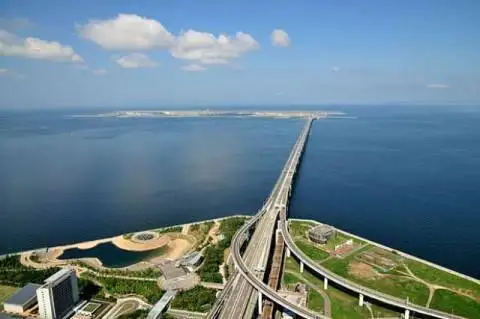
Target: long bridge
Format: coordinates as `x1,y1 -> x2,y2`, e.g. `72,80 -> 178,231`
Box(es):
208,118 -> 464,319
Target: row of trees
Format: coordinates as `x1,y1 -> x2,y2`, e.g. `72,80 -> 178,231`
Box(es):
81,272 -> 164,304
170,285 -> 217,312
0,255 -> 60,287
198,217 -> 247,283
71,261 -> 161,279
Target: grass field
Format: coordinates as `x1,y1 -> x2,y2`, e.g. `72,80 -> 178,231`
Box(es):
307,289 -> 324,313
430,289 -> 480,318
289,220 -> 480,316
289,221 -> 316,237
405,259 -> 480,298
283,257 -> 399,318
294,239 -> 330,262
0,284 -> 18,310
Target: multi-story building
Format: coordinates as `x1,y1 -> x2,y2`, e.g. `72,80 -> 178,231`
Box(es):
36,268 -> 79,319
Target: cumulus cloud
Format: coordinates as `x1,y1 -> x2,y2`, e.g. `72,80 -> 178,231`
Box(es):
92,68 -> 107,76
78,14 -> 259,66
271,29 -> 290,47
115,53 -> 158,68
0,29 -> 82,62
171,30 -> 259,65
77,14 -> 174,50
181,64 -> 206,72
426,83 -> 450,89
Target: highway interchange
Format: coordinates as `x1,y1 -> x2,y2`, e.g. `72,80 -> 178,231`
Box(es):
209,117 -> 465,319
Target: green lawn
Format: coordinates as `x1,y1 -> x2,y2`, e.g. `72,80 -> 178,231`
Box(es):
288,220 -> 480,316
283,257 -> 400,318
322,253 -> 429,306
406,260 -> 480,298
430,289 -> 480,319
289,221 -> 315,237
307,289 -> 324,313
282,272 -> 300,286
294,239 -> 330,262
326,285 -> 372,319
321,245 -> 372,276
0,284 -> 18,309
284,255 -> 301,272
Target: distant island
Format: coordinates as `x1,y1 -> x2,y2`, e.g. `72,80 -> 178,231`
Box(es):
73,110 -> 345,119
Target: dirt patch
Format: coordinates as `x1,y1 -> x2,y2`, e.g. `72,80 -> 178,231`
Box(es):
77,241 -> 101,250
349,262 -> 381,280
112,234 -> 171,252
150,238 -> 193,263
207,222 -> 221,245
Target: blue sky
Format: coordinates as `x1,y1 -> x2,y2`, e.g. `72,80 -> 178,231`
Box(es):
0,0 -> 479,108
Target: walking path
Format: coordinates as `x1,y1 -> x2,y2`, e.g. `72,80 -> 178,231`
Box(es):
398,263 -> 477,308
285,270 -> 332,317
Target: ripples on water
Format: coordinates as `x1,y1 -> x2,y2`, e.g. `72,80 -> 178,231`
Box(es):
1,106 -> 479,278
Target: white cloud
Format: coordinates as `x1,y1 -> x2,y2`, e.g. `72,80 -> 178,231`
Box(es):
0,29 -> 82,62
92,68 -> 107,76
78,14 -> 174,50
78,14 -> 259,66
115,53 -> 158,68
181,64 -> 206,72
426,83 -> 450,89
331,66 -> 340,73
171,30 -> 259,64
271,29 -> 290,47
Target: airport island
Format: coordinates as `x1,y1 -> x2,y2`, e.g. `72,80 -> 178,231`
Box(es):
1,114 -> 479,319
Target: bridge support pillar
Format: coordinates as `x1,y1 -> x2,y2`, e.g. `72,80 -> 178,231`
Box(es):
286,247 -> 291,257
323,278 -> 328,290
300,261 -> 304,273
257,291 -> 263,315
359,294 -> 364,307
404,309 -> 410,319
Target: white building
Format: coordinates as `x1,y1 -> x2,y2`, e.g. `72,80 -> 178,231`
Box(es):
37,268 -> 80,319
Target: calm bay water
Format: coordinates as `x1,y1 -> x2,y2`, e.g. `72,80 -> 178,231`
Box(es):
1,106 -> 479,278
58,242 -> 165,268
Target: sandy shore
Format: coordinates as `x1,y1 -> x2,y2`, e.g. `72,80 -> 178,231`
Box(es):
112,234 -> 170,252
151,238 -> 191,262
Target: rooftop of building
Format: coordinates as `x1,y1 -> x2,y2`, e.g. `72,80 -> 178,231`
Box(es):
4,283 -> 41,306
309,224 -> 334,234
44,267 -> 74,284
160,263 -> 188,280
181,251 -> 202,265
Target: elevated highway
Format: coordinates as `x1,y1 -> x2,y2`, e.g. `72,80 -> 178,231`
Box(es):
210,117 -> 465,319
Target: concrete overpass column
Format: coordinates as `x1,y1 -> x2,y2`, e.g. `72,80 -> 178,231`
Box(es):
359,294 -> 364,307
404,309 -> 410,319
286,247 -> 291,257
257,291 -> 263,315
323,278 -> 328,290
300,261 -> 304,273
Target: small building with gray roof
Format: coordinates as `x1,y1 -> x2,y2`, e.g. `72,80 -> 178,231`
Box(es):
3,283 -> 41,314
308,224 -> 335,244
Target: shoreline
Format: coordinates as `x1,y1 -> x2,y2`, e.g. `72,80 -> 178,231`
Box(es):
289,218 -> 480,284
2,214 -> 251,258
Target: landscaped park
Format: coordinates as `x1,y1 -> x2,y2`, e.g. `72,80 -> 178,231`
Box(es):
284,220 -> 480,318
